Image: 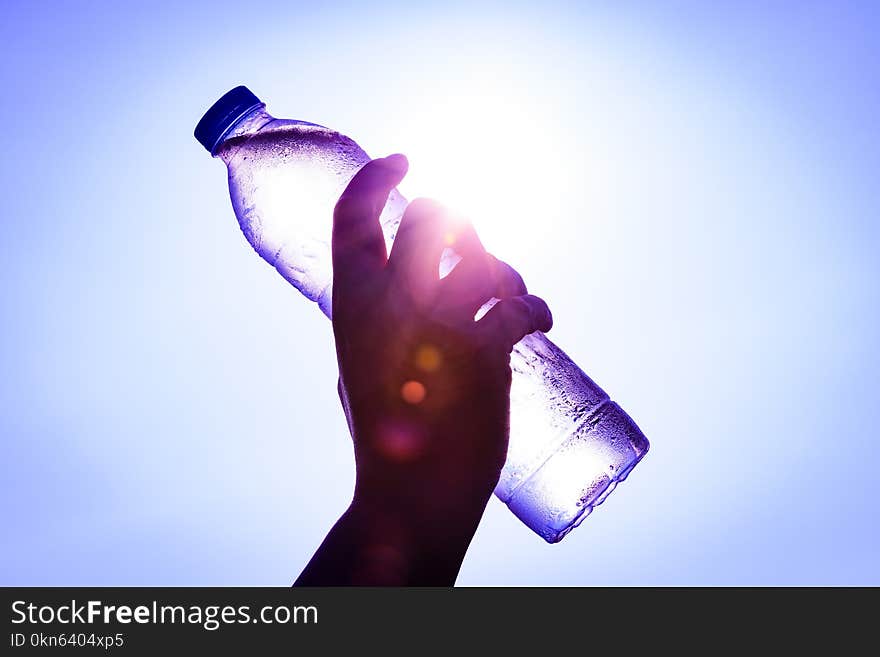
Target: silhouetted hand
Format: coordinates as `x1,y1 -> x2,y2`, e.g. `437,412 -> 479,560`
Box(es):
295,155 -> 552,586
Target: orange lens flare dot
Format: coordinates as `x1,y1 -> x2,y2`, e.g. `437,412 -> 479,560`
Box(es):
400,380 -> 427,404
414,344 -> 442,372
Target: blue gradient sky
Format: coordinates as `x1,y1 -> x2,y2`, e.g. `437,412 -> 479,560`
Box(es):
1,0 -> 878,585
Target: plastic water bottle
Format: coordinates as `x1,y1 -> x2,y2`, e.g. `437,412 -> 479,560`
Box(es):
195,86 -> 649,542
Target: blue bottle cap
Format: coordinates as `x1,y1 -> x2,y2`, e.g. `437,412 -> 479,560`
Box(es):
194,85 -> 264,154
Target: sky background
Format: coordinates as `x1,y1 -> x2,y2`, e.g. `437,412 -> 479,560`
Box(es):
1,0 -> 877,585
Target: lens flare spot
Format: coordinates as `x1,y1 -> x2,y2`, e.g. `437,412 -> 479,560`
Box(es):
353,543 -> 408,585
444,231 -> 457,246
414,344 -> 442,372
400,380 -> 426,404
376,419 -> 425,462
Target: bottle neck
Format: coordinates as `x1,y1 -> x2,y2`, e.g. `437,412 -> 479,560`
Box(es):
216,106 -> 275,160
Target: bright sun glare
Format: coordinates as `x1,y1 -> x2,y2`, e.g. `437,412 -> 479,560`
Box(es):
395,85 -> 572,261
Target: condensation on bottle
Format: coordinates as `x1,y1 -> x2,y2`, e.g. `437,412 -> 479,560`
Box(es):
195,86 -> 649,542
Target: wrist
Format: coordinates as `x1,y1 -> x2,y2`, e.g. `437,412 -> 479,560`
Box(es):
346,492 -> 482,586
351,470 -> 493,541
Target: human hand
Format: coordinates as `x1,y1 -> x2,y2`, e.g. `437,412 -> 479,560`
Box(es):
296,155 -> 551,585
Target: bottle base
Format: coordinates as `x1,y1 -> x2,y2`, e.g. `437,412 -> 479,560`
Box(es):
504,401 -> 649,543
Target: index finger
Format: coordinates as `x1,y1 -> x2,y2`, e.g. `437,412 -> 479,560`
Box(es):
332,154 -> 408,293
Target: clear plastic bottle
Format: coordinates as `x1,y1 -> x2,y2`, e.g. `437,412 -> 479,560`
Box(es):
195,86 -> 649,542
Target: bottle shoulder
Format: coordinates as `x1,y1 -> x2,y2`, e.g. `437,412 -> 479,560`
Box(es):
261,117 -> 328,131
218,118 -> 364,165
